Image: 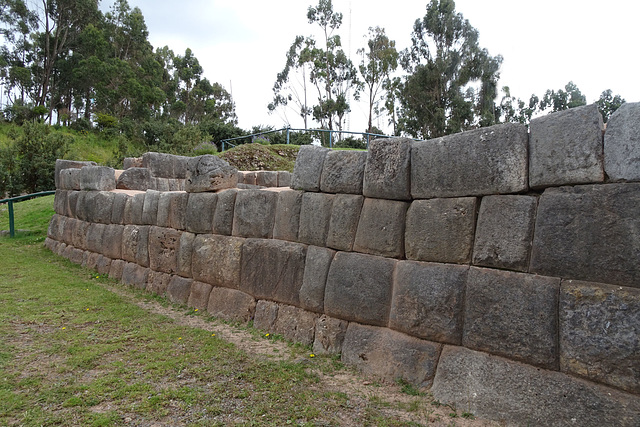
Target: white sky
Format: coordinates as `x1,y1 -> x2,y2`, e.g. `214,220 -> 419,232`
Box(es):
122,0 -> 640,133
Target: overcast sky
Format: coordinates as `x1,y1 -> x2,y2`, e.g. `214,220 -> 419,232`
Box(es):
120,0 -> 640,133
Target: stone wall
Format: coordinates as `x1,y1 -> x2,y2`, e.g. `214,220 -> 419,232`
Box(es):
45,103 -> 640,426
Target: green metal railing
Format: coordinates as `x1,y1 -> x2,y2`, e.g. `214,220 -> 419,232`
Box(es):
0,190 -> 56,238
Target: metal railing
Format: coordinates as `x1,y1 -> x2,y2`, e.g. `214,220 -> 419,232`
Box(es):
0,190 -> 56,238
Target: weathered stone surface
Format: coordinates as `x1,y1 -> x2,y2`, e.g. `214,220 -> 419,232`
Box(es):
153,178 -> 170,192
405,197 -> 477,264
342,323 -> 442,387
232,189 -> 277,238
142,152 -> 190,179
116,167 -> 151,191
187,281 -> 213,310
240,238 -> 307,306
59,168 -> 81,190
605,102 -> 640,181
212,188 -> 237,236
291,145 -> 330,191
320,150 -> 366,194
560,280 -> 640,394
147,270 -> 172,296
530,183 -> 640,288
102,224 -> 124,259
121,225 -> 149,266
277,171 -> 291,187
472,195 -> 537,272
363,137 -> 412,200
185,192 -> 217,233
65,246 -> 85,265
297,192 -> 334,247
148,226 -> 182,274
389,261 -> 468,345
253,300 -> 279,331
207,287 -> 256,323
67,191 -> 80,219
353,198 -> 408,258
192,234 -> 244,289
59,216 -> 73,245
128,193 -> 145,225
141,190 -> 160,225
256,171 -> 278,187
166,276 -> 193,304
123,156 -> 142,169
84,251 -> 100,270
55,159 -> 96,188
411,123 -> 528,198
243,171 -> 257,186
121,262 -> 149,290
324,252 -> 395,326
273,305 -> 319,346
326,194 -> 364,252
44,237 -> 58,253
185,155 -> 238,192
108,259 -> 126,280
83,191 -> 115,224
166,191 -> 188,230
272,189 -> 303,242
47,214 -> 63,241
431,346 -> 640,427
110,192 -> 129,225
313,315 -> 348,355
86,223 -> 106,254
53,190 -> 67,216
300,246 -> 335,313
530,103 -> 604,188
176,232 -> 195,278
94,255 -> 112,275
462,267 -> 560,369
79,166 -> 116,191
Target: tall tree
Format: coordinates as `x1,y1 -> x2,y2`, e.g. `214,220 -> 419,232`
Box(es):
596,89 -> 625,123
539,81 -> 586,113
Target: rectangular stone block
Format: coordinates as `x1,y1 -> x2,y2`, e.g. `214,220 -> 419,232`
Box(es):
411,123 -> 528,198
300,246 -> 336,313
47,214 -> 63,241
108,259 -> 126,280
530,183 -> 640,288
272,304 -> 319,346
86,223 -> 106,254
187,281 -> 213,310
431,346 -> 640,427
54,190 -> 67,215
560,280 -> 640,394
291,145 -> 329,192
102,224 -> 124,260
530,103 -> 605,188
176,232 -> 195,278
207,287 -> 256,323
272,189 -> 303,242
342,323 -> 442,388
320,150 -> 366,194
121,225 -> 150,267
167,276 -> 193,304
142,152 -> 190,179
313,315 -> 348,355
192,234 -> 244,289
405,197 -> 477,264
55,159 -> 96,188
243,171 -> 257,186
185,192 -> 217,234
67,191 -> 80,219
148,226 -> 182,274
472,195 -> 537,272
141,190 -> 160,225
185,155 -> 237,192
326,194 -> 364,252
129,193 -> 145,225
297,192 -> 334,247
116,167 -> 151,191
353,198 -> 408,258
277,171 -> 291,187
83,191 -> 115,224
389,261 -> 468,345
324,252 -> 396,327
462,267 -> 560,369
147,270 -> 172,296
166,191 -> 188,230
154,178 -> 170,192
253,300 -> 279,331
212,188 -> 237,236
110,192 -> 129,224
604,102 -> 640,181
232,189 -> 277,239
240,238 -> 306,306
363,137 -> 412,200
121,262 -> 149,290
94,255 -> 112,276
79,166 -> 116,191
59,168 -> 81,190
256,170 -> 278,187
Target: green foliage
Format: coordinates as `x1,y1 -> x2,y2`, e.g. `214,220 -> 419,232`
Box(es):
539,81 -> 586,113
597,89 -> 625,123
95,113 -> 118,130
333,136 -> 367,150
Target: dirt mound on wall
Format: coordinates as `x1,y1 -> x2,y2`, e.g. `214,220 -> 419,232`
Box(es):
219,143 -> 299,172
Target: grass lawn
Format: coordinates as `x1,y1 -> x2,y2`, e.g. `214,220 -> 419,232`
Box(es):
0,196 -> 488,426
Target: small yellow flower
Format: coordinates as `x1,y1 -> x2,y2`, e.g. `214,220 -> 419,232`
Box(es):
62,327 -> 66,330
265,333 -> 270,337
86,308 -> 89,311
211,333 -> 215,337
178,337 -> 182,340
194,309 -> 198,312
309,354 -> 315,358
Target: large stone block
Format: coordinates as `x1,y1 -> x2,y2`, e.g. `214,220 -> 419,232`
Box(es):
353,198 -> 408,258
110,192 -> 129,225
142,152 -> 190,179
116,167 -> 151,191
123,156 -> 142,169
187,281 -> 213,310
324,252 -> 395,326
256,171 -> 278,187
277,171 -> 291,187
185,192 -> 217,233
94,255 -> 112,276
127,193 -> 146,225
141,190 -> 160,226
342,323 -> 442,388
253,300 -> 279,331
166,276 -> 193,304
431,346 -> 640,427
240,238 -> 306,306
163,191 -> 188,230
411,123 -> 528,198
297,192 -> 334,247
299,246 -> 335,313
53,190 -> 68,216
207,287 -> 256,323
147,270 -> 171,296
176,232 -> 195,278
462,267 -> 560,369
472,195 -> 537,272
291,145 -> 329,191
55,159 -> 96,188
102,224 -> 124,260
560,280 -> 640,394
605,102 -> 640,181
67,191 -> 80,219
389,261 -> 468,345
362,137 -> 412,200
148,226 -> 183,274
530,183 -> 640,288
83,191 -> 115,224
320,150 -> 366,194
108,259 -> 126,280
47,214 -> 64,241
79,166 -> 116,191
86,223 -> 106,254
192,234 -> 244,289
59,168 -> 81,190
272,305 -> 319,346
405,197 -> 477,264
530,103 -> 604,188
185,155 -> 238,192
272,189 -> 303,242
212,188 -> 237,236
232,189 -> 277,239
121,262 -> 149,290
326,194 -> 364,252
313,315 -> 348,355
121,225 -> 150,267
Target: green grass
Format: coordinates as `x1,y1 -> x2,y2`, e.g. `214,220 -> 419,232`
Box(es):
0,196 -> 481,426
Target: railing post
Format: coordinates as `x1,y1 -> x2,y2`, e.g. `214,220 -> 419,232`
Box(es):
286,127 -> 290,145
329,130 -> 333,148
8,200 -> 14,238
